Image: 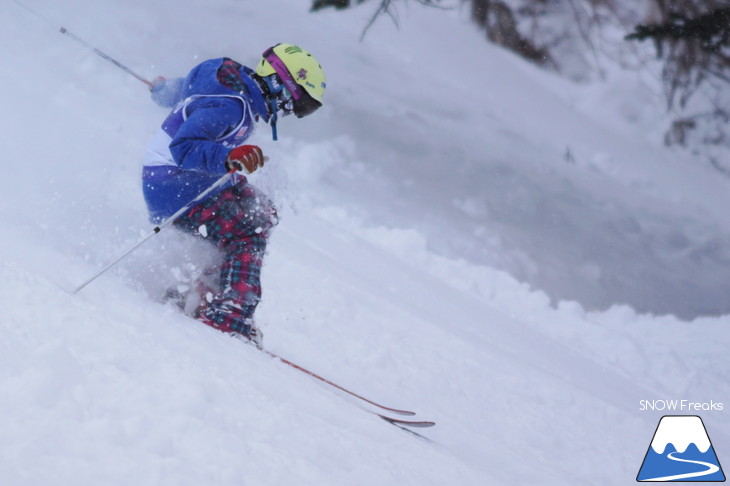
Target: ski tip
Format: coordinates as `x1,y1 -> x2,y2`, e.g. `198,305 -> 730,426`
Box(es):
378,414 -> 436,428
386,409 -> 417,416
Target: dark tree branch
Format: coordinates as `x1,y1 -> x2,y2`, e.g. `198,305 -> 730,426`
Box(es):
359,0 -> 453,41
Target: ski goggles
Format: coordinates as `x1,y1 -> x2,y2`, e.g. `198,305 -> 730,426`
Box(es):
262,47 -> 322,118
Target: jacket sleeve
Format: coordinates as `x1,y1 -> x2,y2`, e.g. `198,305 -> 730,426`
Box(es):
151,77 -> 185,108
168,97 -> 245,174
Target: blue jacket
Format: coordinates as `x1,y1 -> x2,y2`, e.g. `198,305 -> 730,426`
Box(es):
142,58 -> 269,223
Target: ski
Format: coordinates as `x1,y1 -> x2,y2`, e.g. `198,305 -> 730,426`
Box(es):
377,414 -> 436,428
229,334 -> 435,426
261,348 -> 420,417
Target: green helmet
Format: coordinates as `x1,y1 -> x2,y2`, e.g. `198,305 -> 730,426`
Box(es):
256,43 -> 326,118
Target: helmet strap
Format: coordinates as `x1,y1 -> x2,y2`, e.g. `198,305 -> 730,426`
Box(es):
268,100 -> 279,141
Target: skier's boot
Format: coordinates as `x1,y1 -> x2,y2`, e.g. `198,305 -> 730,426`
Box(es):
243,319 -> 264,348
162,286 -> 188,312
196,313 -> 263,348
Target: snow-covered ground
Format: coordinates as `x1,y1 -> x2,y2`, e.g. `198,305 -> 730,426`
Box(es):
1,1 -> 728,485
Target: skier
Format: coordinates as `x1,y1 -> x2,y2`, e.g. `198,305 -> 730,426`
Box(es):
141,44 -> 326,345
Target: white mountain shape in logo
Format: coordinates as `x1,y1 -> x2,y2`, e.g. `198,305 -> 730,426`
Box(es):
651,416 -> 712,454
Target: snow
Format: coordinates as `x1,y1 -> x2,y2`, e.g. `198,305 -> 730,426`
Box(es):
0,0 -> 729,485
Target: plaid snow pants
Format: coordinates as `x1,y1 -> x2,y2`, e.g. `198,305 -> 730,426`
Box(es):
173,182 -> 278,334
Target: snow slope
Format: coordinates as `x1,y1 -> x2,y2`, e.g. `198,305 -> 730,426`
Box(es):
1,1 -> 729,485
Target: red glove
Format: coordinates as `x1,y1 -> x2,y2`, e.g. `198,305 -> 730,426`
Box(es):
226,145 -> 265,174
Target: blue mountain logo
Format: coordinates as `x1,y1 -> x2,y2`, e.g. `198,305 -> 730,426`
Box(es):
637,415 -> 725,482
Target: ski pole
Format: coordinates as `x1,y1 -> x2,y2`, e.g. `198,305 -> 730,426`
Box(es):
72,168 -> 237,295
59,26 -> 154,89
